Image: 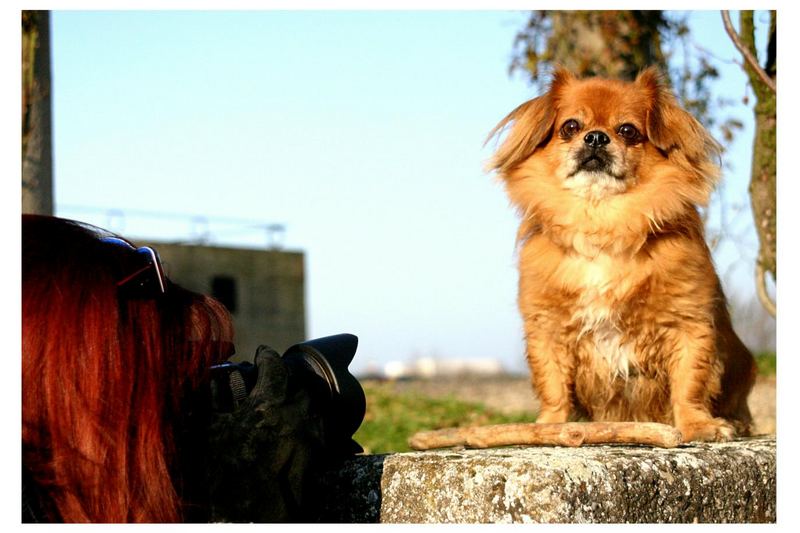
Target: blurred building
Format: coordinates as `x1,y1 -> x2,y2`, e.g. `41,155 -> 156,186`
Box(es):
379,356 -> 506,380
152,241 -> 306,361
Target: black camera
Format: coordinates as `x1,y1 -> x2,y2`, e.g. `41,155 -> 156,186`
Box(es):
209,333 -> 366,456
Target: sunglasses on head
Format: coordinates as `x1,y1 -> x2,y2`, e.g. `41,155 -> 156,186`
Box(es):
101,237 -> 167,299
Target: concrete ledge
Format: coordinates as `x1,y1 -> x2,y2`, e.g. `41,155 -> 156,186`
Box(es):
318,436 -> 775,523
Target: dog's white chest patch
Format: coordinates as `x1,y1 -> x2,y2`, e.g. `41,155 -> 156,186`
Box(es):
569,256 -> 633,378
573,298 -> 632,378
563,170 -> 629,199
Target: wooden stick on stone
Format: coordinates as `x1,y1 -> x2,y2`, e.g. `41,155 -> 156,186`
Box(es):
408,421 -> 682,450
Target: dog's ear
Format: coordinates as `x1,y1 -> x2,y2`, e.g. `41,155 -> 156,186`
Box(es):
549,66 -> 575,93
636,67 -> 721,198
485,71 -> 569,175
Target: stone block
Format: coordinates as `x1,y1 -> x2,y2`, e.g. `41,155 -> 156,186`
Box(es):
317,436 -> 775,523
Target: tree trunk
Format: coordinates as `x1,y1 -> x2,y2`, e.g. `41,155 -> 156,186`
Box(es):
22,10 -> 53,216
740,11 -> 776,287
512,11 -> 670,87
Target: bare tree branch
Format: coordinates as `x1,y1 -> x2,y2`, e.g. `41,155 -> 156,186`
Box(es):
756,263 -> 776,317
409,422 -> 683,450
721,10 -> 776,93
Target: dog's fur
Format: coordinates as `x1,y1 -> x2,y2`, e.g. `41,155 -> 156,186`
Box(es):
487,67 -> 756,442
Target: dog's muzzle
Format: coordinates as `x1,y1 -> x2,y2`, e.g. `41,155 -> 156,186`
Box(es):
576,146 -> 613,174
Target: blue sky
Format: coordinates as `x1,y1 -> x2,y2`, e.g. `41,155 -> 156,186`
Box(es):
49,10 -> 773,373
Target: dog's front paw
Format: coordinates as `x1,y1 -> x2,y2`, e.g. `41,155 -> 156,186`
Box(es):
678,417 -> 735,443
535,408 -> 570,424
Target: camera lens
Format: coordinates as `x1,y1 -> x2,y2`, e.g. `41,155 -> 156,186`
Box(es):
282,334 -> 366,455
209,334 -> 366,456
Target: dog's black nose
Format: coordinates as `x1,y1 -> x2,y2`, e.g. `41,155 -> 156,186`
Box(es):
584,130 -> 610,147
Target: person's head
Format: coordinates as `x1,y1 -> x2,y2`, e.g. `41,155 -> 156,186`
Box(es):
22,215 -> 234,522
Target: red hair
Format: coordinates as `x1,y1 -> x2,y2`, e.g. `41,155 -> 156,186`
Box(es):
22,215 -> 234,522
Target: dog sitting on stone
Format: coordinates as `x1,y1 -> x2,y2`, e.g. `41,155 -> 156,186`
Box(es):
486,67 -> 756,442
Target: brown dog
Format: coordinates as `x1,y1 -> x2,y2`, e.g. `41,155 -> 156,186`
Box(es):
487,68 -> 756,442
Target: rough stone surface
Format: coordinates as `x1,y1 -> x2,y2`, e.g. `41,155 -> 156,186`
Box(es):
316,454 -> 386,523
317,436 -> 775,523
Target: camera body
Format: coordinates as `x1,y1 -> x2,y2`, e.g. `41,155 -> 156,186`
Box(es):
210,333 -> 366,456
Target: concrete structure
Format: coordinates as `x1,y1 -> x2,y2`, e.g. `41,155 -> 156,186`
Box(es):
317,437 -> 776,523
152,241 -> 306,359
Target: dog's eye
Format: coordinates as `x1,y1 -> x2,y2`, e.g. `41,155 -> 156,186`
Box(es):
617,124 -> 641,142
560,119 -> 581,138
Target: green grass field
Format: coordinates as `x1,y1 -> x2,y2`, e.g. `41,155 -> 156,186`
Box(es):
755,351 -> 776,376
353,380 -> 531,454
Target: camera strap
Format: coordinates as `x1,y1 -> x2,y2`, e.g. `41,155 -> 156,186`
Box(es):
227,370 -> 249,409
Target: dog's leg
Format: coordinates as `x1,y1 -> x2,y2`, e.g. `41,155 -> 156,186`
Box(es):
524,317 -> 574,424
668,326 -> 734,442
714,316 -> 758,436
